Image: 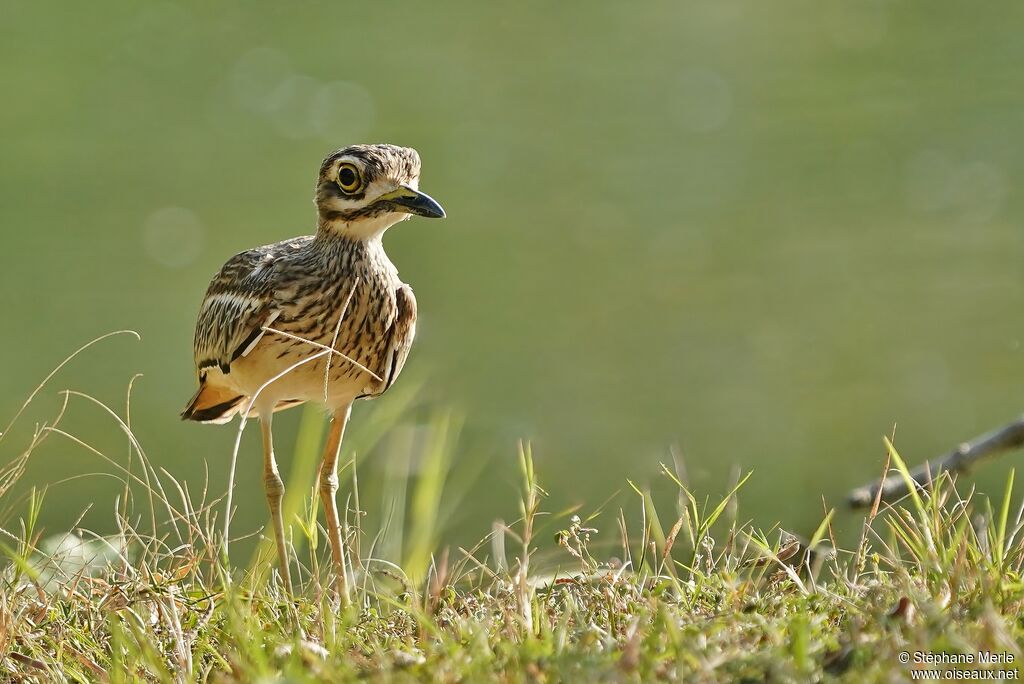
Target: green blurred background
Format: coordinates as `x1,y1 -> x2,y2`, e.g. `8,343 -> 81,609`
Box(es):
1,1 -> 1021,555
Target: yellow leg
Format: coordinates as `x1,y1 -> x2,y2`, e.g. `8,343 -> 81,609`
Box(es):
318,404 -> 352,607
261,414 -> 293,593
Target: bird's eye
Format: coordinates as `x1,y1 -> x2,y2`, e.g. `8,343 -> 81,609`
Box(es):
336,163 -> 361,194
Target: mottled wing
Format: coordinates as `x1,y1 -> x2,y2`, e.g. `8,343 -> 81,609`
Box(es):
375,284 -> 417,396
191,238 -> 310,376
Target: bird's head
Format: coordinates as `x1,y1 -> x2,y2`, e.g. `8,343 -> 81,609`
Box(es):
315,143 -> 445,239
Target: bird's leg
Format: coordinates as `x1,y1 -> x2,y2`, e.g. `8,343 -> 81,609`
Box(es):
318,403 -> 353,607
261,414 -> 293,594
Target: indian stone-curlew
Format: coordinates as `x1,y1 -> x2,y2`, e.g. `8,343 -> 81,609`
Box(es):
181,143 -> 445,603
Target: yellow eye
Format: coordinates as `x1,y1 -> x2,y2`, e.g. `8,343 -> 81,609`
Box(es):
336,163 -> 361,194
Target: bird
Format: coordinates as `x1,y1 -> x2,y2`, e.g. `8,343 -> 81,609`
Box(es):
181,143 -> 445,603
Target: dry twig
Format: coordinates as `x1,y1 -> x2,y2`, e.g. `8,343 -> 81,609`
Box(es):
848,416 -> 1024,508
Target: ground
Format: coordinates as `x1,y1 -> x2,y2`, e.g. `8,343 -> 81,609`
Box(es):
1,344 -> 1022,682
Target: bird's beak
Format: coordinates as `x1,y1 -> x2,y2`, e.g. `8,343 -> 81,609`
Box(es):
378,185 -> 446,219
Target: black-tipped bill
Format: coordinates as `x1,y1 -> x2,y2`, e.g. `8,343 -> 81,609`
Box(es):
378,185 -> 446,218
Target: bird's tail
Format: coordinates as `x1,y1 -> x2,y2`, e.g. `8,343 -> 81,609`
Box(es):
180,382 -> 245,424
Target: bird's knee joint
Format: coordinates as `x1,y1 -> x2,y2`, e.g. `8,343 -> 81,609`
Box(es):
319,472 -> 339,494
264,473 -> 285,499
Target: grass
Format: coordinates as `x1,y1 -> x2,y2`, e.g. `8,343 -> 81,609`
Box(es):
1,336 -> 1023,682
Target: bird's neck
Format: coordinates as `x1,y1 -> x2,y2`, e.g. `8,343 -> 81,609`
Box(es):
317,212 -> 407,242
312,227 -> 393,273
311,229 -> 399,285
313,229 -> 382,257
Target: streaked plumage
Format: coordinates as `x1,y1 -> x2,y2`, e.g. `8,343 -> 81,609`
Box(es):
182,232 -> 415,422
181,144 -> 444,600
